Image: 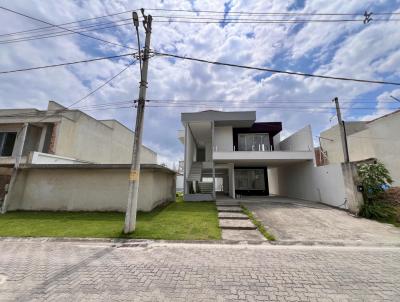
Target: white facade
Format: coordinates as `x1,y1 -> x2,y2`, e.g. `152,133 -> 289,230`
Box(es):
320,110 -> 400,186
179,110 -> 363,212
179,110 -> 315,201
0,101 -> 157,165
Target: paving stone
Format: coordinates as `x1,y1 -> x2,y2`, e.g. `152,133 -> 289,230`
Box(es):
222,229 -> 266,241
1,240 -> 400,301
217,206 -> 242,212
218,212 -> 248,219
219,219 -> 256,230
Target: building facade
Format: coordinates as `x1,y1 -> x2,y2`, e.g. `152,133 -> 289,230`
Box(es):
178,110 -> 315,201
320,109 -> 400,186
0,101 -> 157,165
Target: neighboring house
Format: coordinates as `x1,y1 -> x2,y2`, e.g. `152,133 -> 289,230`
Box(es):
178,110 -> 316,201
0,101 -> 173,212
320,109 -> 400,186
0,100 -> 157,165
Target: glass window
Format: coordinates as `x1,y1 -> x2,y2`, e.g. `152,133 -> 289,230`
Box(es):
235,169 -> 265,190
238,133 -> 270,151
0,132 -> 17,156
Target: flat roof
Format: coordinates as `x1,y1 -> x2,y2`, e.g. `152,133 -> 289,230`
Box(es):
181,110 -> 256,127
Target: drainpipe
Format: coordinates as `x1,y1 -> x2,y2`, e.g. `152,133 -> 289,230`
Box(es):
1,123 -> 28,213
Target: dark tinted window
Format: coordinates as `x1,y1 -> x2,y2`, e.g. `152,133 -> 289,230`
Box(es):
0,132 -> 17,156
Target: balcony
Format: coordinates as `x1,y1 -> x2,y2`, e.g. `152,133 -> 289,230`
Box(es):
213,149 -> 314,166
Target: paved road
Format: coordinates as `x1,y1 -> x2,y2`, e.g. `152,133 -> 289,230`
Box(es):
1,239 -> 399,301
242,196 -> 400,245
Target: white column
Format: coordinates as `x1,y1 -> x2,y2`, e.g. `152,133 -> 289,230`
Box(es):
183,123 -> 188,195
211,121 -> 216,199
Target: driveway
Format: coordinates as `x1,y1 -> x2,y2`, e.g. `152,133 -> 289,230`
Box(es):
242,196 -> 400,245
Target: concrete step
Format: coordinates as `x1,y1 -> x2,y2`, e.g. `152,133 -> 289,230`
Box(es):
217,206 -> 242,212
219,219 -> 257,230
216,202 -> 240,207
222,229 -> 266,241
218,212 -> 248,219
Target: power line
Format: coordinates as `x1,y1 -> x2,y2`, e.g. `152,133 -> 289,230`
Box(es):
64,61 -> 135,109
0,10 -> 133,37
0,18 -> 132,44
0,6 -> 136,50
0,20 -> 133,44
145,7 -> 400,16
2,7 -> 399,38
154,51 -> 400,86
34,60 -> 135,123
0,53 -> 135,74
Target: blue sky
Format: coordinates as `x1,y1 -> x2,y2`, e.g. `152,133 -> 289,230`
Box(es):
0,0 -> 399,166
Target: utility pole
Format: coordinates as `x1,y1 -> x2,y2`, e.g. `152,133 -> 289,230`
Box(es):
332,97 -> 349,163
124,9 -> 152,233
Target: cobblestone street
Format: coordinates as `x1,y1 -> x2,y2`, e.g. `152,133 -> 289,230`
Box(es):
0,239 -> 399,301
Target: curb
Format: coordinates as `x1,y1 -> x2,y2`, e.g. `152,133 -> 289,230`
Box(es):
1,236 -> 399,248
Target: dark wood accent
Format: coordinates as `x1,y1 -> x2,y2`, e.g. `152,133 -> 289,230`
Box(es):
233,122 -> 282,151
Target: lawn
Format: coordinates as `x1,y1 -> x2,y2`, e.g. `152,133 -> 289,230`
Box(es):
0,198 -> 221,240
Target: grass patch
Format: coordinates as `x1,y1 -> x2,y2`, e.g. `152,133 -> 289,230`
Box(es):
240,205 -> 276,241
0,197 -> 221,240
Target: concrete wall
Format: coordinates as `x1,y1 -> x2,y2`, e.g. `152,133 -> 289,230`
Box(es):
279,125 -> 314,152
214,126 -> 233,152
29,152 -> 89,164
320,122 -> 368,163
321,113 -> 400,186
268,162 -> 348,209
7,164 -> 176,212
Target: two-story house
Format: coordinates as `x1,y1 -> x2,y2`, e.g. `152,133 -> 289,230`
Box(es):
178,110 -> 315,201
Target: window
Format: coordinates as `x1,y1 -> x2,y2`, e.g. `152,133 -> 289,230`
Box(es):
0,132 -> 17,156
235,169 -> 265,190
238,133 -> 270,151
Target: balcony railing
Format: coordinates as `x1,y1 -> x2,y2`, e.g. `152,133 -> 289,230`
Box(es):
214,144 -> 275,152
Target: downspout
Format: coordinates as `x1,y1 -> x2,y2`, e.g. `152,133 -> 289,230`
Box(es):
1,123 -> 28,213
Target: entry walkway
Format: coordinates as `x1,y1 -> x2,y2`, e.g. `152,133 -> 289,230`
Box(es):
243,196 -> 400,246
216,196 -> 265,241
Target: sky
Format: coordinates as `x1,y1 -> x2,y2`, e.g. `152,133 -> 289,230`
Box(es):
0,0 -> 399,167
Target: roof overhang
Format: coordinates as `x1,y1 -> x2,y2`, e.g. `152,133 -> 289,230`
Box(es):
181,110 -> 256,127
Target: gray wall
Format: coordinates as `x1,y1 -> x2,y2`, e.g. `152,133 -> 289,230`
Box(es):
7,165 -> 176,212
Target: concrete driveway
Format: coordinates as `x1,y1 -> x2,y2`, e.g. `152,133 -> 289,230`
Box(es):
241,196 -> 400,246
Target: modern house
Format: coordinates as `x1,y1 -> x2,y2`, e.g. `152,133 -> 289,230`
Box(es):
178,110 -> 316,201
320,109 -> 400,186
0,100 -> 157,166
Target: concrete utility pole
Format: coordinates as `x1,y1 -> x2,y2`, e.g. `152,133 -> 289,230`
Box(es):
332,97 -> 349,163
124,9 -> 152,233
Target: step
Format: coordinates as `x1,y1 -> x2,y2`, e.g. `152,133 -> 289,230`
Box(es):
219,219 -> 257,230
222,229 -> 266,241
216,202 -> 240,207
217,206 -> 242,212
218,212 -> 248,219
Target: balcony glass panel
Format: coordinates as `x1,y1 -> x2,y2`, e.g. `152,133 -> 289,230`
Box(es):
238,133 -> 270,151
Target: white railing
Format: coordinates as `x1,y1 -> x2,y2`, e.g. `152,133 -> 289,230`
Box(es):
213,144 -> 274,152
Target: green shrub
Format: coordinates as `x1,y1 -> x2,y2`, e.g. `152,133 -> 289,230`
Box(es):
359,201 -> 396,221
357,161 -> 393,201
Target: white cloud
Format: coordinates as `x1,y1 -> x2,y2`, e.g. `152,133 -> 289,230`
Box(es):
0,0 -> 399,162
